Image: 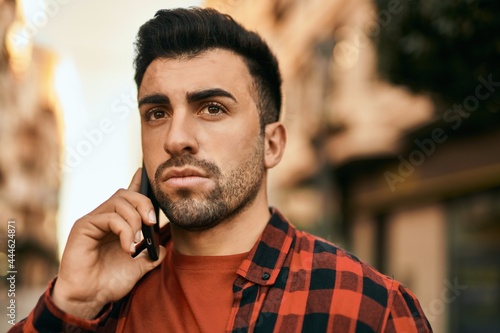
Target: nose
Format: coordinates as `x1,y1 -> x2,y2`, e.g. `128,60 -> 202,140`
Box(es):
163,112 -> 199,157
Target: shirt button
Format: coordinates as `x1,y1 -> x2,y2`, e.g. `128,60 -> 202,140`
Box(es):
262,272 -> 270,281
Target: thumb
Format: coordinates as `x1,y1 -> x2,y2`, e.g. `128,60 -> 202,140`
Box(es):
134,245 -> 167,276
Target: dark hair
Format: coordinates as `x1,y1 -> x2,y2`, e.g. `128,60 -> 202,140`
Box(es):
134,7 -> 282,128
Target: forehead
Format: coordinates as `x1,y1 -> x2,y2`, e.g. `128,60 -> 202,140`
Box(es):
138,49 -> 255,99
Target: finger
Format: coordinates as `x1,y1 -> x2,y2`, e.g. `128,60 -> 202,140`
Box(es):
112,196 -> 143,242
90,188 -> 157,226
134,245 -> 167,274
128,168 -> 142,192
125,168 -> 157,225
113,189 -> 157,225
83,213 -> 136,254
106,213 -> 138,254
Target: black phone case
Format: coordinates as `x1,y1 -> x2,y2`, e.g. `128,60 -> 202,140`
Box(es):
139,164 -> 160,261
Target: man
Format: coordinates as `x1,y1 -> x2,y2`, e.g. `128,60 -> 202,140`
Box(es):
11,7 -> 432,333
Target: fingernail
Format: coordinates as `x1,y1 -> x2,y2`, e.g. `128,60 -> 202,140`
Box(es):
134,231 -> 141,243
129,243 -> 136,254
148,210 -> 157,224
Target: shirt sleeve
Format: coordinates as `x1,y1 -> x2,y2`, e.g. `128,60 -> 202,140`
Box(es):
8,278 -> 113,333
383,282 -> 433,333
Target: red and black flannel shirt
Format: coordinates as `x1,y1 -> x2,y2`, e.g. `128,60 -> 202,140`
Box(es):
10,208 -> 432,332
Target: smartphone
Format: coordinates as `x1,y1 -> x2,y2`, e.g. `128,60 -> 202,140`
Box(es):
139,162 -> 160,261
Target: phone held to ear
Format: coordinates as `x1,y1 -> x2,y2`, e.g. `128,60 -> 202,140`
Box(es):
138,163 -> 160,261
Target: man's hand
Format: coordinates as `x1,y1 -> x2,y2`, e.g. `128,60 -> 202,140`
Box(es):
52,169 -> 167,319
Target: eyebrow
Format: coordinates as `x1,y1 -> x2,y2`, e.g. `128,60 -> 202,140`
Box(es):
186,88 -> 237,104
138,88 -> 237,108
138,93 -> 170,108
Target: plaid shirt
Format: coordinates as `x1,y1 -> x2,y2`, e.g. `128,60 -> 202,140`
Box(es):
10,208 -> 432,332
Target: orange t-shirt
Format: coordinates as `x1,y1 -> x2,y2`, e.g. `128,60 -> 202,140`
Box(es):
120,242 -> 248,333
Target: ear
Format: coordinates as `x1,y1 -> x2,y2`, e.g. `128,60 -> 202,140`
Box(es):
264,122 -> 287,169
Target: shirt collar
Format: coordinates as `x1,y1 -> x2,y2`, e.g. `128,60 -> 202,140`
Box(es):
236,208 -> 295,286
155,207 -> 295,286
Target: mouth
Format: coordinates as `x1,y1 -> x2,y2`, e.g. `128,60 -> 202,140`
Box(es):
161,167 -> 211,188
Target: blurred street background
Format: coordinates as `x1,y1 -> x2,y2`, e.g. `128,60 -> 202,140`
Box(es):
1,0 -> 499,332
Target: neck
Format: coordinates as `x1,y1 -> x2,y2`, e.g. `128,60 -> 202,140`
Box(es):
169,194 -> 271,256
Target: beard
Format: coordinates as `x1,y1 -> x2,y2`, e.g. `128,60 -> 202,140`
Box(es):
152,137 -> 265,231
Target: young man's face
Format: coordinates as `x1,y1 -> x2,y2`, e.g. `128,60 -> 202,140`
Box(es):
138,49 -> 265,230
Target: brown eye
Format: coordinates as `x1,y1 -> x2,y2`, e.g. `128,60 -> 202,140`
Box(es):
200,102 -> 226,117
207,105 -> 222,114
146,109 -> 167,121
153,110 -> 165,119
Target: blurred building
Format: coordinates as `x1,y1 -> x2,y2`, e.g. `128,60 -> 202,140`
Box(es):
0,0 -> 61,291
205,0 -> 500,332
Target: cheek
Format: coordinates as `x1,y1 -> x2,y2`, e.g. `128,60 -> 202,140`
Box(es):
141,131 -> 160,152
219,137 -> 263,178
141,127 -> 167,172
217,126 -> 257,158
